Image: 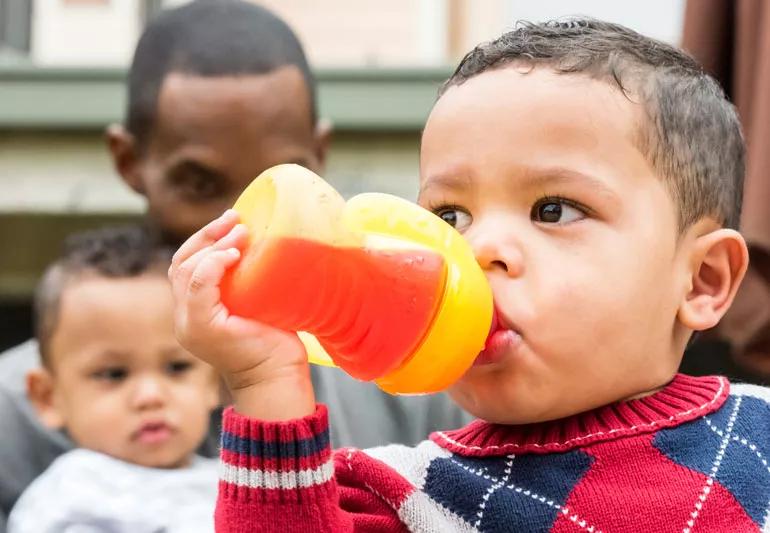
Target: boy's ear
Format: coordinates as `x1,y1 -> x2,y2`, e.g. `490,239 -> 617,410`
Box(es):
26,368 -> 65,429
678,227 -> 749,331
105,123 -> 145,195
313,118 -> 333,171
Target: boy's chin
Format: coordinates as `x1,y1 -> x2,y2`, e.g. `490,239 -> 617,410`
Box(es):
448,387 -> 558,426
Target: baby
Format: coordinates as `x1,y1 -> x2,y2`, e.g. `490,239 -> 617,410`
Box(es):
10,226 -> 220,532
171,20 -> 770,532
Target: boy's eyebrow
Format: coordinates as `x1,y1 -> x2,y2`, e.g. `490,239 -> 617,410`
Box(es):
97,349 -> 132,360
420,167 -> 619,200
522,167 -> 620,200
419,174 -> 472,195
161,346 -> 193,359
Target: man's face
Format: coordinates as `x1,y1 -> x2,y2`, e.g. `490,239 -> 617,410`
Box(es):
419,67 -> 693,424
111,66 -> 327,245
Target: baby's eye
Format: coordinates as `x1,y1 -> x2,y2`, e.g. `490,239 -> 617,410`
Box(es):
92,367 -> 128,382
434,207 -> 472,232
167,360 -> 193,376
531,199 -> 586,225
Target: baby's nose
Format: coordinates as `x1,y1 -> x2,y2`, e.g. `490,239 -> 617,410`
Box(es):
131,376 -> 167,410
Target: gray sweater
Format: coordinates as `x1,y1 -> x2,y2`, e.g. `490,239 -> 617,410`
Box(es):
0,340 -> 472,531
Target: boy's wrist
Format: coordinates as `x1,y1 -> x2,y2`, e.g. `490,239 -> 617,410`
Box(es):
228,368 -> 316,421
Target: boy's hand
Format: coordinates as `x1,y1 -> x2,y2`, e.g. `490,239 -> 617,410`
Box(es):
169,210 -> 315,421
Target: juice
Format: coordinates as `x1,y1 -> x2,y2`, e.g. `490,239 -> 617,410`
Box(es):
221,237 -> 447,380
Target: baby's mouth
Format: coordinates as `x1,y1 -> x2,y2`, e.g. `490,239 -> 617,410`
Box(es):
133,420 -> 174,444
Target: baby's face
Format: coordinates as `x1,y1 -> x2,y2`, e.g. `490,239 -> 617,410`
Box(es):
45,274 -> 218,468
419,67 -> 691,424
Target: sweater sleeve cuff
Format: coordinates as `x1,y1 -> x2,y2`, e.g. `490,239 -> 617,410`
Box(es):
219,403 -> 334,502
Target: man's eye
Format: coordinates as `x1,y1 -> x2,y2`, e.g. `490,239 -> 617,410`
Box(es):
531,199 -> 586,224
179,175 -> 222,200
168,169 -> 225,201
435,207 -> 472,232
92,367 -> 127,382
167,360 -> 193,375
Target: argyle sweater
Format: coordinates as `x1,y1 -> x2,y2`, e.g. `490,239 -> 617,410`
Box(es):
216,375 -> 770,532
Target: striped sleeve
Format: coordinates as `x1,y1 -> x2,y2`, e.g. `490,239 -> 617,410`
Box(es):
220,404 -> 333,498
215,404 -> 403,532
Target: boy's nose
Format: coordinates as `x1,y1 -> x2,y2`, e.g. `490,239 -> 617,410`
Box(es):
471,232 -> 524,278
130,376 -> 167,410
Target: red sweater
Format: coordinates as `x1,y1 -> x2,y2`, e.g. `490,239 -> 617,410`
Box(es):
216,374 -> 770,532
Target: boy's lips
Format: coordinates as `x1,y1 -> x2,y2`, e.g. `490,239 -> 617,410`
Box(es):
475,306 -> 523,366
132,420 -> 174,445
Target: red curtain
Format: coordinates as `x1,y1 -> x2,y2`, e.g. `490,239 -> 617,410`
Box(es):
682,0 -> 770,377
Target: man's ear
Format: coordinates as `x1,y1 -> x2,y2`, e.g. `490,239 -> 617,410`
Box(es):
105,123 -> 145,195
26,368 -> 65,429
313,118 -> 333,171
678,227 -> 749,331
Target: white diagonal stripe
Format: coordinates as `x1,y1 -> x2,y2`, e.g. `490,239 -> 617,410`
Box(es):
704,417 -> 770,476
682,396 -> 742,533
220,459 -> 334,490
400,490 -> 480,533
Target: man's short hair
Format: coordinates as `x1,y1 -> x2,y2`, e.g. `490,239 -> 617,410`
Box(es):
127,0 -> 316,149
442,18 -> 745,231
34,226 -> 173,367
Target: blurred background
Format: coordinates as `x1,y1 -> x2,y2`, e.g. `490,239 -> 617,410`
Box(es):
0,0 -> 713,352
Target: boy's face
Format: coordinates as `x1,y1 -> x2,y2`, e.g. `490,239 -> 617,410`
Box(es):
419,67 -> 692,424
31,274 -> 218,468
110,66 -> 328,245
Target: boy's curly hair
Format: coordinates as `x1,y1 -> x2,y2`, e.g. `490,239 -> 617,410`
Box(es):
441,18 -> 745,231
34,225 -> 173,367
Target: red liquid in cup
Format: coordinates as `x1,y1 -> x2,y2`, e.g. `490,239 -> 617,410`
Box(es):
221,237 -> 447,380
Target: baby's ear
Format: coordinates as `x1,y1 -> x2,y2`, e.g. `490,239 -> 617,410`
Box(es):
678,226 -> 749,331
26,368 -> 65,429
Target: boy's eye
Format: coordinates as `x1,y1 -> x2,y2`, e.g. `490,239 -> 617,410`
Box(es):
434,207 -> 472,232
92,367 -> 128,382
532,199 -> 586,225
167,360 -> 193,375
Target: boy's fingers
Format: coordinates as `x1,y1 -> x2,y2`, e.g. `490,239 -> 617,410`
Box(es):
171,209 -> 239,272
185,248 -> 242,327
170,224 -> 248,303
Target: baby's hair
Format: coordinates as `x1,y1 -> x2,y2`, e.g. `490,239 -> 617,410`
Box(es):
34,225 -> 174,367
442,18 -> 745,231
127,0 -> 316,150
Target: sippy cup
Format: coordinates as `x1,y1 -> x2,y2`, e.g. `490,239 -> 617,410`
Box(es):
220,164 -> 492,394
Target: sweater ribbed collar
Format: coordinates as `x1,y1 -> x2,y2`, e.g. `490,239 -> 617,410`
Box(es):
431,374 -> 729,457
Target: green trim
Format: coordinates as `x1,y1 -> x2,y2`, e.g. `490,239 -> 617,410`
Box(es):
0,67 -> 452,131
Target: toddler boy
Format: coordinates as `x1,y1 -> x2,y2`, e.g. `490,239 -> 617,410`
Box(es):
171,20 -> 770,532
10,226 -> 220,532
